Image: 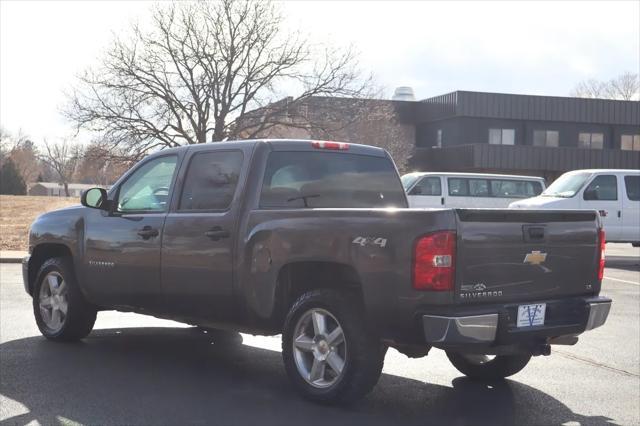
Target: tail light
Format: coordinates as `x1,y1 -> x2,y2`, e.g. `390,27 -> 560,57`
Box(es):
413,231 -> 456,291
311,141 -> 349,150
598,228 -> 606,281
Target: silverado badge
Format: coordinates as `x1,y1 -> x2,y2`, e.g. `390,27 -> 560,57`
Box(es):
524,251 -> 547,265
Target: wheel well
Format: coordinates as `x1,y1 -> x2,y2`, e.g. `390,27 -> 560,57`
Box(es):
28,243 -> 72,294
273,261 -> 363,327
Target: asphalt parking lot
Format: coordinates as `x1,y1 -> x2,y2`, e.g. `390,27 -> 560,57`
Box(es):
1,261 -> 638,426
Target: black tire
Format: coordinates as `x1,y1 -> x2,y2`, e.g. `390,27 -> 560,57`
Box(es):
632,242 -> 640,248
282,289 -> 385,404
446,351 -> 531,380
33,257 -> 97,342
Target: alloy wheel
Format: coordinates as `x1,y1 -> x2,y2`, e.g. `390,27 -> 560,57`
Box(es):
292,308 -> 347,388
38,272 -> 68,333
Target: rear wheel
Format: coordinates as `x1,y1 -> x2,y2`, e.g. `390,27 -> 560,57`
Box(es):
282,289 -> 385,404
33,257 -> 96,342
446,351 -> 531,380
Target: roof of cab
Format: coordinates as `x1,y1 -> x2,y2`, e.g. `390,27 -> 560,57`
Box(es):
147,139 -> 387,157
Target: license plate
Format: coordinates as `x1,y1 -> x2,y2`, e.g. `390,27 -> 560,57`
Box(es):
517,303 -> 546,327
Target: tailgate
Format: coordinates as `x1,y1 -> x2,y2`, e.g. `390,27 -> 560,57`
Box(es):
455,209 -> 600,304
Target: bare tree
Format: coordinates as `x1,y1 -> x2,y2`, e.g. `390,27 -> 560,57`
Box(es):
75,143 -> 134,185
40,140 -> 83,197
66,0 -> 375,156
571,72 -> 639,100
607,72 -> 640,100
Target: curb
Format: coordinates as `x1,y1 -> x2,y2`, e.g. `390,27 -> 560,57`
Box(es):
0,257 -> 25,264
607,256 -> 640,268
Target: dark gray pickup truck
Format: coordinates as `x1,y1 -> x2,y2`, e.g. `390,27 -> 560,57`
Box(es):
23,139 -> 611,403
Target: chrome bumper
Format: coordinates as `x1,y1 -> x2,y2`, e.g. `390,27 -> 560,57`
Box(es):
585,301 -> 611,331
423,300 -> 612,345
423,313 -> 498,344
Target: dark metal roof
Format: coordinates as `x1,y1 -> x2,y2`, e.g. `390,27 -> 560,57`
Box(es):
411,144 -> 640,172
418,91 -> 640,125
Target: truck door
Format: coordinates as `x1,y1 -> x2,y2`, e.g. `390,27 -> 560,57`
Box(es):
83,154 -> 180,309
580,174 -> 622,240
161,146 -> 248,320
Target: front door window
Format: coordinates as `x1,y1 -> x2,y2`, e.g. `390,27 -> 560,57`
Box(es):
117,156 -> 178,213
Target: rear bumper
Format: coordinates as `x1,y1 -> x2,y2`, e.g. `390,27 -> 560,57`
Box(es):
422,296 -> 611,350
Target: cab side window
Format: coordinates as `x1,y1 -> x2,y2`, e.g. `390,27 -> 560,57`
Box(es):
469,179 -> 489,197
584,175 -> 617,201
448,178 -> 469,196
117,156 -> 178,213
410,177 -> 441,196
179,151 -> 243,211
625,176 -> 640,201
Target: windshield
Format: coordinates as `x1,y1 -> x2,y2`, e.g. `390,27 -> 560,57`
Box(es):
401,174 -> 420,191
542,172 -> 592,198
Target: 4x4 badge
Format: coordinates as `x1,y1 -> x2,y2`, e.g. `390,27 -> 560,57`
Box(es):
524,251 -> 547,265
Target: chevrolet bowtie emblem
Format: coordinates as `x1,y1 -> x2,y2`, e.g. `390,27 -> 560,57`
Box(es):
524,251 -> 547,265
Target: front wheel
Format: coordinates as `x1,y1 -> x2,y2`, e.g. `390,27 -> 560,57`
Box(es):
446,352 -> 531,380
33,257 -> 97,342
282,289 -> 385,404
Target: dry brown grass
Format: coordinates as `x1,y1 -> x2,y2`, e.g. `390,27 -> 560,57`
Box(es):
0,195 -> 79,251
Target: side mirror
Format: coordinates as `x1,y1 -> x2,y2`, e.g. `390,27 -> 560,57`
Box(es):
409,186 -> 423,195
81,188 -> 109,210
583,188 -> 598,201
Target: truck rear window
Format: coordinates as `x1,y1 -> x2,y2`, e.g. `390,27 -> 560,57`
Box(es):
260,152 -> 407,208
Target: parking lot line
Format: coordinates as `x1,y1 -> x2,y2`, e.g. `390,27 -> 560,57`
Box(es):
604,276 -> 640,286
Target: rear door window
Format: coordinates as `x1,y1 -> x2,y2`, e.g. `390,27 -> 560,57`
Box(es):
469,179 -> 489,197
448,178 -> 469,196
179,151 -> 243,211
260,152 -> 407,208
490,179 -> 543,198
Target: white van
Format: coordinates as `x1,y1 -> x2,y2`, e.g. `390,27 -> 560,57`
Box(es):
510,169 -> 640,245
402,172 -> 546,208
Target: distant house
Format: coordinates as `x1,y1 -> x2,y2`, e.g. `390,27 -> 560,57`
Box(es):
28,182 -> 101,197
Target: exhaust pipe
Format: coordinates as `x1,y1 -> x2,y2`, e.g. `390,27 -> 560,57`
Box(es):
532,344 -> 551,356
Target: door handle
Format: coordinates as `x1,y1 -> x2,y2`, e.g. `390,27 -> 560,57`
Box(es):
137,226 -> 159,239
441,197 -> 445,206
204,227 -> 230,241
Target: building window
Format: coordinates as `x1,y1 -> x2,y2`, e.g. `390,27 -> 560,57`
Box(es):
533,130 -> 559,147
578,132 -> 604,149
436,129 -> 442,148
489,128 -> 515,145
621,134 -> 640,151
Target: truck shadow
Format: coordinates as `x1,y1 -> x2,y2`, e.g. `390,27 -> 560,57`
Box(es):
0,327 -> 615,426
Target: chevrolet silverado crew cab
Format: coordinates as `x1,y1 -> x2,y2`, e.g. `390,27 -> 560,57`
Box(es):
23,139 -> 611,403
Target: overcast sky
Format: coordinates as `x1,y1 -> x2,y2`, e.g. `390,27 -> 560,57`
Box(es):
1,0 -> 638,144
